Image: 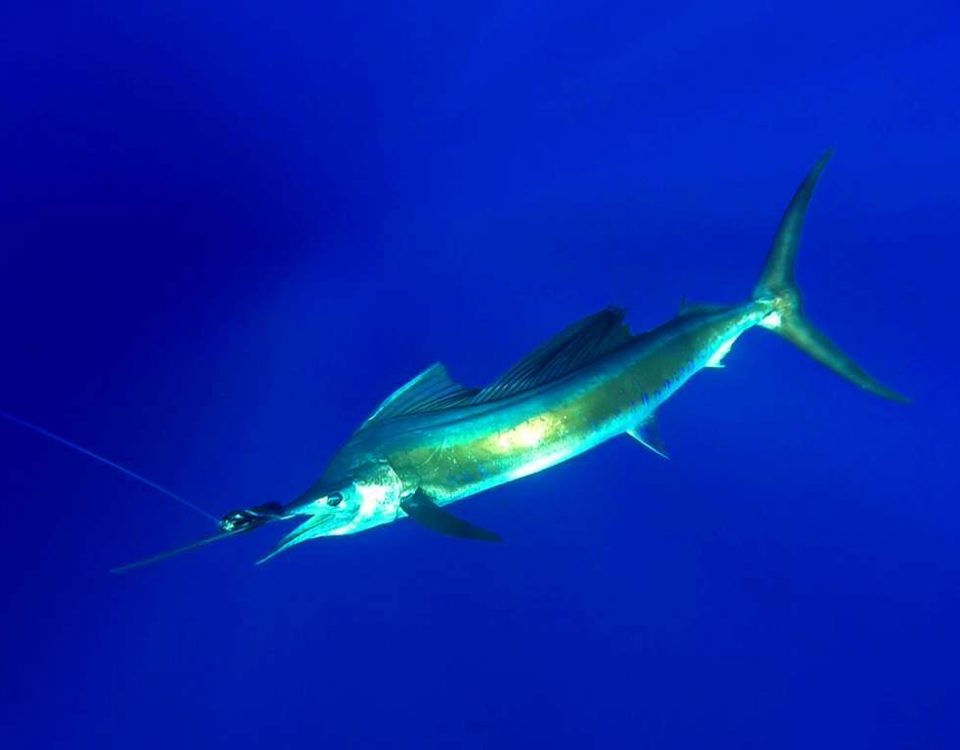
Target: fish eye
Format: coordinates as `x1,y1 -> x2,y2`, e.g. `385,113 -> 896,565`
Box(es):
326,492 -> 344,508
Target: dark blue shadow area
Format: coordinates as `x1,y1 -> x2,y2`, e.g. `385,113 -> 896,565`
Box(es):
1,1 -> 958,748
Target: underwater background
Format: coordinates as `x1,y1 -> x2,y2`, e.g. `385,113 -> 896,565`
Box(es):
2,1 -> 959,748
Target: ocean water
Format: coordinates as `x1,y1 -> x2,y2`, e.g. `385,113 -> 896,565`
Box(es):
1,2 -> 958,748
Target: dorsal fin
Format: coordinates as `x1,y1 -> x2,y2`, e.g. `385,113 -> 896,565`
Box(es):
471,308 -> 633,403
362,363 -> 477,426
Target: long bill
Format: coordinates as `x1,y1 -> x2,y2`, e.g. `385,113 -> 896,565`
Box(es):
110,530 -> 242,574
111,503 -> 287,573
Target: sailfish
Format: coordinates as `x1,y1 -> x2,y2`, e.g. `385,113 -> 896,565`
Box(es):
3,153 -> 907,571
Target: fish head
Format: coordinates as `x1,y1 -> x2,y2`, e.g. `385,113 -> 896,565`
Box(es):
259,460 -> 403,562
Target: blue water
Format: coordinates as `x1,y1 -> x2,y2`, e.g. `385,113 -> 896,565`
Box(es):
2,2 -> 958,747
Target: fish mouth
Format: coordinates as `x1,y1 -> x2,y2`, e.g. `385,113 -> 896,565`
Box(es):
256,512 -> 351,564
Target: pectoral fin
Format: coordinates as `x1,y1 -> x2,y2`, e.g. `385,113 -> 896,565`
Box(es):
628,416 -> 669,459
400,491 -> 501,542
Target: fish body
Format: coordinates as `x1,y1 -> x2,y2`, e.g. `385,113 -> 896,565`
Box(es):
344,303 -> 765,507
259,152 -> 904,559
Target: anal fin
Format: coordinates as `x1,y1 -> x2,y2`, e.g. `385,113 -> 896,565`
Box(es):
628,416 -> 669,459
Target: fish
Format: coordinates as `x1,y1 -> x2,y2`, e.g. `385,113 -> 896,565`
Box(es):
113,151 -> 906,571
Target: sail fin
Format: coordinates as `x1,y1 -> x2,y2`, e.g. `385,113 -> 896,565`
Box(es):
471,308 -> 632,403
362,363 -> 478,427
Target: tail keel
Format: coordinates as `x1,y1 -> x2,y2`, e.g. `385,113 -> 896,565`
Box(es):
753,152 -> 908,403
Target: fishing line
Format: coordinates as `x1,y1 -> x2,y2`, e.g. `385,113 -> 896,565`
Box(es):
0,408 -> 219,524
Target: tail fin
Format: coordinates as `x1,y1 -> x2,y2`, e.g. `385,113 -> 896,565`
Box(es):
753,151 -> 908,403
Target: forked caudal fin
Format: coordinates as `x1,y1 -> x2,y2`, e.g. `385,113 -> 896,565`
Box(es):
752,151 -> 908,403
